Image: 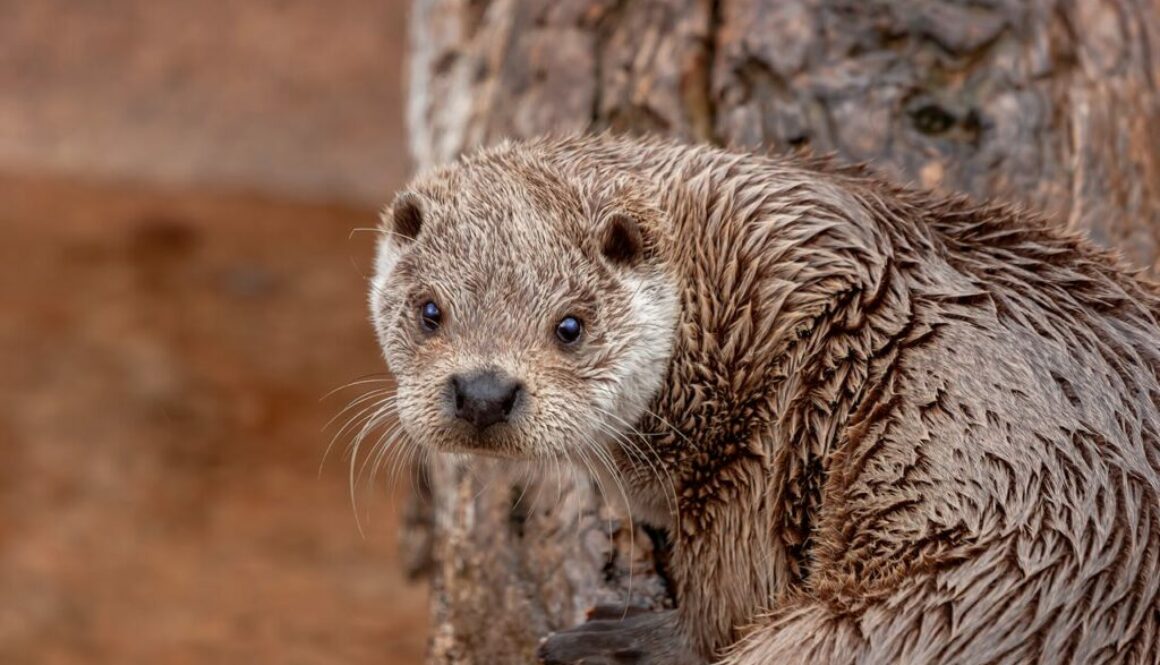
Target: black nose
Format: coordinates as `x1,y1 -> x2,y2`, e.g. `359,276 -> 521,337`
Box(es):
451,370 -> 523,429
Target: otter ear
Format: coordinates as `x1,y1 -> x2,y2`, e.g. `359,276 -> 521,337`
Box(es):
384,192 -> 424,242
600,212 -> 645,265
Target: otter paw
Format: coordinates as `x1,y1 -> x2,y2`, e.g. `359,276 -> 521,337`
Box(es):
537,607 -> 704,665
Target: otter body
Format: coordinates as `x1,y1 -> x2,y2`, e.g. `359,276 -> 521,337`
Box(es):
371,135 -> 1160,664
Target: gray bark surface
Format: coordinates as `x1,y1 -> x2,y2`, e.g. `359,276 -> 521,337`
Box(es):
401,1 -> 1160,662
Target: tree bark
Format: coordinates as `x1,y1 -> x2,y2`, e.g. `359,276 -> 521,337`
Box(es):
401,1 -> 1160,662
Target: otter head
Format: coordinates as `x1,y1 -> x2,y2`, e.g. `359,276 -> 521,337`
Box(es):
369,153 -> 679,468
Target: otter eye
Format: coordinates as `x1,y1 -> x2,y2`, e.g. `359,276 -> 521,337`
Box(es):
555,316 -> 583,345
419,300 -> 442,332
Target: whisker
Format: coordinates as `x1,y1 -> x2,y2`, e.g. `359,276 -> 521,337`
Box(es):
322,387 -> 394,433
319,375 -> 394,402
580,436 -> 636,617
510,461 -> 534,516
470,464 -> 500,503
368,420 -> 405,488
348,226 -> 388,239
641,407 -> 691,444
319,392 -> 396,476
404,439 -> 426,497
388,427 -> 417,493
347,400 -> 397,537
591,407 -> 680,521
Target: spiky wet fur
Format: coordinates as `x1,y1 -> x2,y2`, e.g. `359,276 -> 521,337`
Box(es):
372,134 -> 1160,664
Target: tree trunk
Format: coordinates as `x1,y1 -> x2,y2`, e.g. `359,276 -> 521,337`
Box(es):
400,1 -> 1160,662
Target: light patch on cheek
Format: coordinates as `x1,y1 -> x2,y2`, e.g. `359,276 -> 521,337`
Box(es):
595,274 -> 680,435
372,237 -> 400,284
369,236 -> 408,351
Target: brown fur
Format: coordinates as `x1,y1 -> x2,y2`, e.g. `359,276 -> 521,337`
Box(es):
371,134 -> 1160,664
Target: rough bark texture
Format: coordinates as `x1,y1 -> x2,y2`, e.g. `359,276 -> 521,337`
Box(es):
401,1 -> 1160,662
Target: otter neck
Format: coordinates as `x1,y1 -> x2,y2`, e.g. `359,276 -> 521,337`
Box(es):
632,160 -> 916,537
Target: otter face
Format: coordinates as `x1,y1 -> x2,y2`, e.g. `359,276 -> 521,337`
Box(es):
369,161 -> 679,465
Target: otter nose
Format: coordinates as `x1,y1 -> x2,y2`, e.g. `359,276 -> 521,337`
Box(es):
451,370 -> 523,429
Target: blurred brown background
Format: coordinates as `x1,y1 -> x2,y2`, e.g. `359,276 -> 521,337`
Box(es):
0,1 -> 427,663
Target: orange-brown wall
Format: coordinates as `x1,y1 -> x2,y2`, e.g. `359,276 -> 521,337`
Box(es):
0,3 -> 426,663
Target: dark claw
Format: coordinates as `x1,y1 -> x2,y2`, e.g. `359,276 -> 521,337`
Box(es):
537,609 -> 704,665
586,604 -> 654,621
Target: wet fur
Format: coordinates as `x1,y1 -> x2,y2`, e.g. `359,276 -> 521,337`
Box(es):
372,134 -> 1160,664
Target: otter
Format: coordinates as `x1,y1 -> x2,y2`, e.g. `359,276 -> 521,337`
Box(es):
369,134 -> 1160,664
